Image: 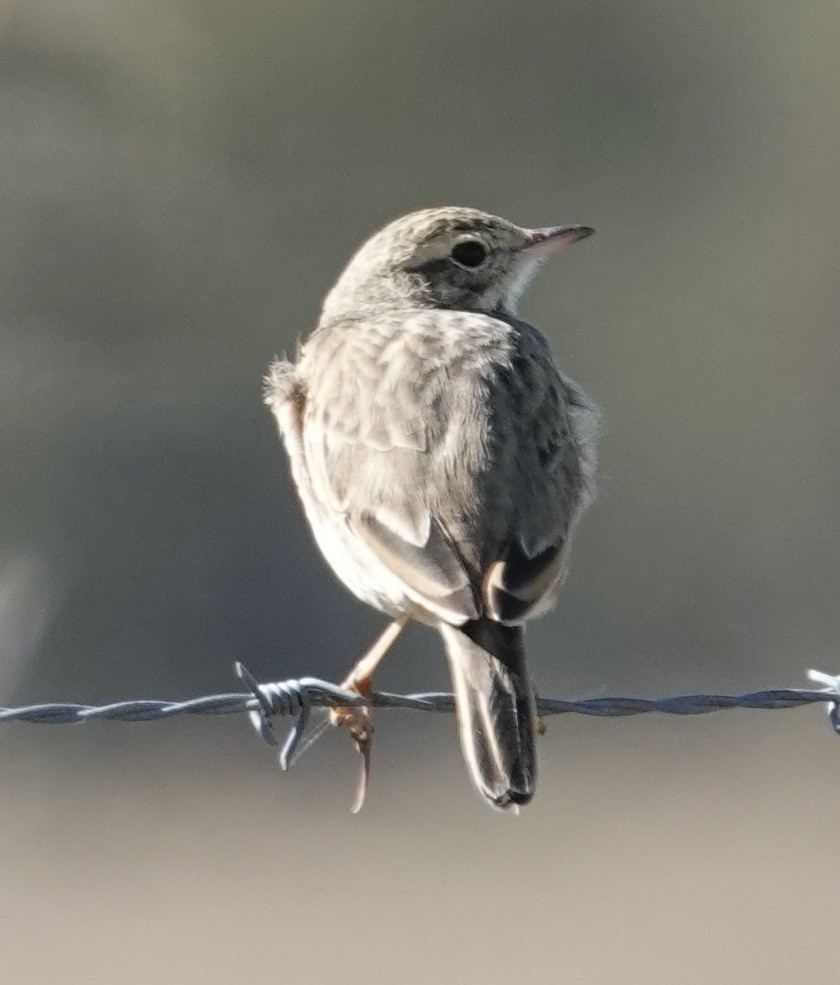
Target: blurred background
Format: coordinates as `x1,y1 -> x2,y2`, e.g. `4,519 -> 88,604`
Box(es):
1,0 -> 839,979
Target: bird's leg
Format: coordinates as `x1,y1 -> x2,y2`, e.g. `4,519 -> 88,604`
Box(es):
331,614 -> 410,812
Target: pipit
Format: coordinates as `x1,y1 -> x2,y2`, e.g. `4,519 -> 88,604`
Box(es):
266,207 -> 598,811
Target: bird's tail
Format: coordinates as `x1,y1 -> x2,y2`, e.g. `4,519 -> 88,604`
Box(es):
439,618 -> 537,810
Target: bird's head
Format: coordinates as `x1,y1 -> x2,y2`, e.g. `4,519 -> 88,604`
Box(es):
320,206 -> 593,322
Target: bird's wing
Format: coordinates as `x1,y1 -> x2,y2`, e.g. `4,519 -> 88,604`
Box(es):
297,314 -> 481,623
482,331 -> 599,622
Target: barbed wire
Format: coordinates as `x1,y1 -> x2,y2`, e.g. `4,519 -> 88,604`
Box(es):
1,665 -> 839,772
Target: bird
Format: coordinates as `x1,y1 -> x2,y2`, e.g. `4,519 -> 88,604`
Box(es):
265,206 -> 598,811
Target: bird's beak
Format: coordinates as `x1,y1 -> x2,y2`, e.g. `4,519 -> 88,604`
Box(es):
522,225 -> 595,256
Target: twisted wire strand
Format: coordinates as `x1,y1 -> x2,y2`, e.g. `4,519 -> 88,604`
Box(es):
6,667 -> 836,786
1,668 -> 838,730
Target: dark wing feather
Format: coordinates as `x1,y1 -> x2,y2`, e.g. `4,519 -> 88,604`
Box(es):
485,541 -> 567,624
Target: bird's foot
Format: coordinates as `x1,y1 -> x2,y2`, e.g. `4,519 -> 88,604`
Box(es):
330,678 -> 374,813
327,617 -> 409,812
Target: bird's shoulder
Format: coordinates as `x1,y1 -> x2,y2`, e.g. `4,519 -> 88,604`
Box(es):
301,308 -> 523,372
268,310 -> 596,450
297,308 -> 577,409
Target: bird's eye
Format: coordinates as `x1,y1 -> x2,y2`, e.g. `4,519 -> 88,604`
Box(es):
450,240 -> 488,269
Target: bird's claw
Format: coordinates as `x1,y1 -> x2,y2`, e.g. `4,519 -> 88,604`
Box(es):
331,695 -> 374,812
351,730 -> 372,815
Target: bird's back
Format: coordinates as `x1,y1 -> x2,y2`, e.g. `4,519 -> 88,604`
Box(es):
294,309 -> 597,597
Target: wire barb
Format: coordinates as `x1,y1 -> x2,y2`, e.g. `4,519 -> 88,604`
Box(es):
235,662 -> 317,769
807,669 -> 840,735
